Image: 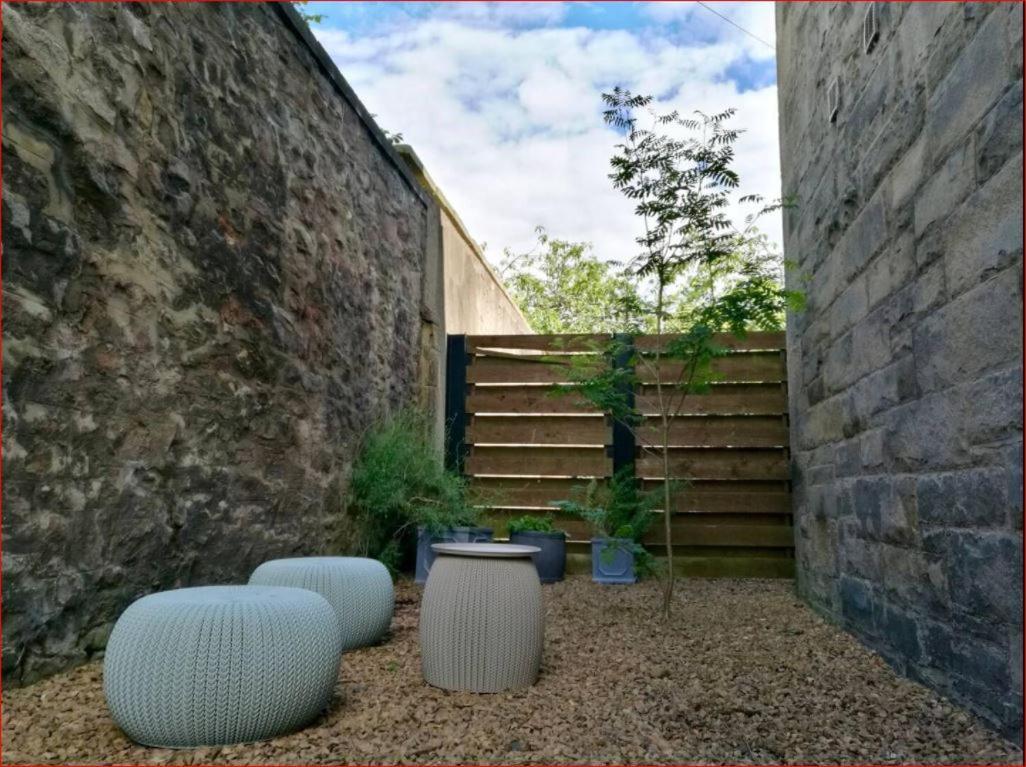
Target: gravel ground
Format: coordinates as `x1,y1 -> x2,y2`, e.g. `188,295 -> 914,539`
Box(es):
3,577 -> 1020,765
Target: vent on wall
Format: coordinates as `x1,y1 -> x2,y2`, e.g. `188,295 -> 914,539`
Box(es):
827,77 -> 840,123
863,3 -> 879,52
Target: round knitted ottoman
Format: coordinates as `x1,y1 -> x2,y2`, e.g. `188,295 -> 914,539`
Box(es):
249,557 -> 394,651
103,586 -> 342,748
420,543 -> 543,693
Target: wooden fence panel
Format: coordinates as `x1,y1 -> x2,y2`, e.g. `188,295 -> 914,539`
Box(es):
635,415 -> 788,448
467,415 -> 609,445
455,332 -> 793,578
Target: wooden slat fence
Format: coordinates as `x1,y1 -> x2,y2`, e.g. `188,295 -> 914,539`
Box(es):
446,332 -> 794,578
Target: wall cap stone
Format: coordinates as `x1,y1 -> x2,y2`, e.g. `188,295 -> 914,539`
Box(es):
272,3 -> 430,208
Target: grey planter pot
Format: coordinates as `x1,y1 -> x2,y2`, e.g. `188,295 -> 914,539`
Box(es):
415,526 -> 493,583
510,530 -> 566,583
591,537 -> 637,584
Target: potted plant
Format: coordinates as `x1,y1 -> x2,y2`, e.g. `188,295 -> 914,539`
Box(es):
346,410 -> 490,581
553,467 -> 657,584
507,514 -> 566,583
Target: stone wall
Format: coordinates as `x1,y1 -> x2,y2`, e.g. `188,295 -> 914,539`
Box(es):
2,2 -> 442,684
398,145 -> 533,336
777,2 -> 1023,740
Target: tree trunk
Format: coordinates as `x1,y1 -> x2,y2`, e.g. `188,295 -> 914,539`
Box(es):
654,280 -> 675,619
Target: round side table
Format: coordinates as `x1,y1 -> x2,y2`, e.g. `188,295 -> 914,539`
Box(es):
419,543 -> 543,693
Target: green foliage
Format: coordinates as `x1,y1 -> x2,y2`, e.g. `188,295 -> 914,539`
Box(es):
346,410 -> 478,572
497,228 -> 648,334
552,466 -> 658,540
506,514 -> 559,535
292,1 -> 324,24
552,467 -> 660,578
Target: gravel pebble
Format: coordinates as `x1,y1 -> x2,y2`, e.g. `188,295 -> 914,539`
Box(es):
3,577 -> 1020,764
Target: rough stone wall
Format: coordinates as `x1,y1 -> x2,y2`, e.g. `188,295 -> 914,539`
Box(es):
2,2 -> 439,684
777,2 -> 1023,739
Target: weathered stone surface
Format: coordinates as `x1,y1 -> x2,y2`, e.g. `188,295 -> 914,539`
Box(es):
1,3 -> 436,686
779,2 -> 1023,741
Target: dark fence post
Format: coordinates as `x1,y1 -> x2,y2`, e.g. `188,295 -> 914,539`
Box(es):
444,334 -> 468,474
609,333 -> 637,476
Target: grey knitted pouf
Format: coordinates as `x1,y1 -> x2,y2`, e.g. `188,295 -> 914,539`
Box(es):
249,557 -> 394,651
103,585 -> 342,748
420,543 -> 543,693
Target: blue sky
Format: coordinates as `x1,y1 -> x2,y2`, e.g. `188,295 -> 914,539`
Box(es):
307,1 -> 781,263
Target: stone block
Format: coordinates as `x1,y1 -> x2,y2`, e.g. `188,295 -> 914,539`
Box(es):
859,89 -> 926,197
879,543 -> 948,616
976,81 -> 1023,184
942,152 -> 1023,299
839,575 -> 876,629
829,274 -> 869,339
965,367 -> 1024,448
865,231 -> 915,307
912,261 -> 946,315
917,467 -> 1013,529
849,362 -> 900,426
834,439 -> 862,478
913,267 -> 1022,394
913,139 -> 975,239
875,602 -> 923,666
923,529 -> 1024,625
882,392 -> 971,472
925,8 -> 1014,162
838,530 -> 881,582
839,191 -> 888,281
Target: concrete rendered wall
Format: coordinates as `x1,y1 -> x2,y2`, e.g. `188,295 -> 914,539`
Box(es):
778,2 -> 1023,739
2,2 -> 442,684
399,146 -> 533,336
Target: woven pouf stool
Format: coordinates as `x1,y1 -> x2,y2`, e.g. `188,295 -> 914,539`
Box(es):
249,556 -> 394,651
103,585 -> 342,748
420,543 -> 543,692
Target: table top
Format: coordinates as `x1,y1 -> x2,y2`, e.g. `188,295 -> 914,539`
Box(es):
431,542 -> 540,558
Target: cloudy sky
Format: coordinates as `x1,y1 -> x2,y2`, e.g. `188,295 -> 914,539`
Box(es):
308,1 -> 781,266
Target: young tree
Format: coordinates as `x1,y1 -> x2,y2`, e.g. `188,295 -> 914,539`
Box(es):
565,90 -> 801,618
497,228 -> 648,334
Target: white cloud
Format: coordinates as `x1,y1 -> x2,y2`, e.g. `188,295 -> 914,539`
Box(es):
313,4 -> 782,267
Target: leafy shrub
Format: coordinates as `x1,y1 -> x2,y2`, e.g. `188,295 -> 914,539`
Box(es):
552,466 -> 661,577
506,514 -> 560,535
347,410 -> 478,572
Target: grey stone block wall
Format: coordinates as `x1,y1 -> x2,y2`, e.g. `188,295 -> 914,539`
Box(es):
777,2 -> 1023,740
1,3 -> 440,684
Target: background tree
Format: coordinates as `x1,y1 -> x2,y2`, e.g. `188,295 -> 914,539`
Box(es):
563,90 -> 802,618
497,227 -> 648,334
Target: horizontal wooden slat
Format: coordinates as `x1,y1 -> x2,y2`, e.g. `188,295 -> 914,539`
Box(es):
642,480 -> 792,513
636,448 -> 789,480
644,522 -> 794,547
634,331 -> 786,352
566,541 -> 793,559
467,355 -> 601,384
467,351 -> 785,385
466,386 -> 602,414
469,331 -> 786,354
467,415 -> 609,445
635,352 -> 786,384
468,334 -> 610,353
635,383 -> 786,415
636,415 -> 788,448
489,517 -> 792,548
466,446 -> 611,477
470,477 -> 791,513
468,477 -> 586,507
563,551 -> 794,578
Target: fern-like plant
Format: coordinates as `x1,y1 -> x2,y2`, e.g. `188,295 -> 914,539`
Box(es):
552,466 -> 660,577
346,410 -> 479,572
